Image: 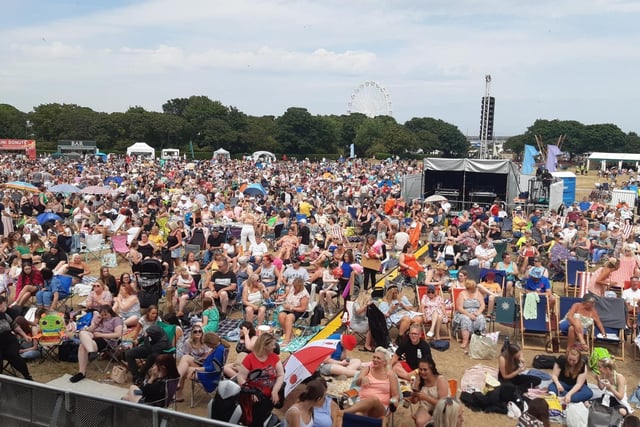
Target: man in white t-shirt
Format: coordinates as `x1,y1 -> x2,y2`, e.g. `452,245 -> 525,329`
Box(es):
248,235 -> 269,264
393,225 -> 410,252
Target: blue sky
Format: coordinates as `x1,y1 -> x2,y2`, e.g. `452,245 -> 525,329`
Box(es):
2,0 -> 640,136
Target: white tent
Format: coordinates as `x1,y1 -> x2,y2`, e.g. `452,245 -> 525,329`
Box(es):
126,142 -> 155,159
252,151 -> 276,163
213,148 -> 230,161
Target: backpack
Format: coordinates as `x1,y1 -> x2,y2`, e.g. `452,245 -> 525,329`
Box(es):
589,347 -> 611,374
532,354 -> 557,369
310,305 -> 324,327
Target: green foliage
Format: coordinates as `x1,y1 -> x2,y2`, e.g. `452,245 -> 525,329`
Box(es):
0,104 -> 28,139
404,117 -> 469,158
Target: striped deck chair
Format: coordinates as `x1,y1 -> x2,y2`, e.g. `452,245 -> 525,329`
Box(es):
574,271 -> 594,298
520,294 -> 552,351
564,260 -> 586,296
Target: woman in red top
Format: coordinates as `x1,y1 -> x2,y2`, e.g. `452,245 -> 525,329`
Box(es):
13,262 -> 44,307
237,333 -> 284,427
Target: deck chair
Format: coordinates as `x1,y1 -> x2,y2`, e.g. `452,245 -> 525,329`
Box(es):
37,311 -> 66,363
564,260 -> 586,296
491,297 -> 518,338
110,234 -> 129,264
342,368 -> 400,427
492,241 -> 508,265
417,285 -> 451,340
574,271 -> 593,298
343,300 -> 367,344
82,233 -> 107,262
592,297 -> 626,361
190,347 -> 228,408
520,294 -> 552,351
557,296 -> 583,352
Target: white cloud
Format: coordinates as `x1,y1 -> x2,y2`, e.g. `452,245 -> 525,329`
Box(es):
0,0 -> 639,134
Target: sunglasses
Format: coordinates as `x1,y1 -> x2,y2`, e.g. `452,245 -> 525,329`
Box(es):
192,330 -> 203,334
427,290 -> 436,294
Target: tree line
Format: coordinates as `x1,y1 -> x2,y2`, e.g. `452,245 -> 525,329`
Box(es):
0,96 -> 469,158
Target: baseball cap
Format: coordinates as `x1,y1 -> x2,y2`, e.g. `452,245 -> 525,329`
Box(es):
341,334 -> 357,351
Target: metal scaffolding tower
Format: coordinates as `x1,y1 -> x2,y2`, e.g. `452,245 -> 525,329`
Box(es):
479,75 -> 495,159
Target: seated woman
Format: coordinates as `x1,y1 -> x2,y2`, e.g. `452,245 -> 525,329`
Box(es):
70,304 -> 124,383
379,284 -> 419,338
559,293 -> 606,352
596,357 -> 633,417
430,397 -> 465,427
477,271 -> 502,316
169,267 -> 197,318
113,282 -> 141,328
452,279 -> 487,354
175,326 -> 211,401
495,252 -> 519,296
313,378 -> 342,427
132,304 -> 160,339
201,297 -> 220,333
409,358 -> 449,427
121,354 -> 180,406
99,266 -> 119,297
549,347 -> 593,404
420,284 -> 448,339
65,253 -> 91,285
84,280 -> 113,310
423,263 -> 448,288
176,332 -> 229,401
12,262 -> 44,307
242,273 -> 269,325
285,379 -> 326,427
343,347 -> 400,420
588,257 -> 621,297
498,343 -> 541,394
223,321 -> 258,378
317,261 -> 340,316
277,277 -> 309,346
255,254 -> 280,294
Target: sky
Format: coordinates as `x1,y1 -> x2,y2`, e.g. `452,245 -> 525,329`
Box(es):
2,0 -> 640,137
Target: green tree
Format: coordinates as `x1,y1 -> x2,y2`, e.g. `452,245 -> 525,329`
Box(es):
404,117 -> 468,157
0,104 -> 28,139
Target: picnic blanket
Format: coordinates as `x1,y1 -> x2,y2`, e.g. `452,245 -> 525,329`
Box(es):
460,364 -> 499,394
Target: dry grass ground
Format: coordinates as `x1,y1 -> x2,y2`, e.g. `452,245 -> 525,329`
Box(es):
21,172 -> 638,426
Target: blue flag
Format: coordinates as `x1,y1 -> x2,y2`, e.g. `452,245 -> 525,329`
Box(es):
521,144 -> 539,175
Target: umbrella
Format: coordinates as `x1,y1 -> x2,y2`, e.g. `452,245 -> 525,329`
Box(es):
80,185 -> 110,195
243,183 -> 267,197
425,194 -> 448,203
283,339 -> 339,396
3,181 -> 39,192
48,183 -> 80,194
36,212 -> 63,225
103,176 -> 123,185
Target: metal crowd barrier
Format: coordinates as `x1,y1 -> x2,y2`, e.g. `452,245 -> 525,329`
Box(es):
0,375 -> 235,427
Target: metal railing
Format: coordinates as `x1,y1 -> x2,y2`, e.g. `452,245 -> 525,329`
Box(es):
0,375 -> 236,427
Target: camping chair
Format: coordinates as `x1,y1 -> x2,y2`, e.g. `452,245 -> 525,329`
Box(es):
416,285 -> 451,340
592,297 -> 626,361
564,260 -> 586,296
343,300 -> 367,344
96,332 -> 124,374
573,271 -> 593,298
36,311 -> 66,363
110,234 -> 130,264
294,282 -> 318,336
144,377 -> 180,410
557,296 -> 583,352
520,294 -> 552,351
491,241 -> 508,265
479,268 -> 507,324
190,348 -> 228,408
157,321 -> 179,356
82,233 -> 108,262
55,275 -> 74,313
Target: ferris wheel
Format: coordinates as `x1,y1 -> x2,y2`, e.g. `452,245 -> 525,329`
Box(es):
347,81 -> 392,118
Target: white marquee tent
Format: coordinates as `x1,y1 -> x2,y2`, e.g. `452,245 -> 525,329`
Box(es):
587,152 -> 640,171
213,148 -> 230,161
126,142 -> 155,159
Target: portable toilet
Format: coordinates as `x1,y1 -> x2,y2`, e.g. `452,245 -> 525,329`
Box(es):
550,171 -> 577,207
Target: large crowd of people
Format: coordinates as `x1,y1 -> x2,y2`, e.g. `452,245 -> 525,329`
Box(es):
1,153 -> 640,426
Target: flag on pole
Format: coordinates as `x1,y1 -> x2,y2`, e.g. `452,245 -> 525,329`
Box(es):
521,144 -> 539,175
545,145 -> 563,172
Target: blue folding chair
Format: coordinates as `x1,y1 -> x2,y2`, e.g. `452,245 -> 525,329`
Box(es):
520,295 -> 551,351
593,297 -> 626,361
564,260 -> 586,297
557,296 -> 582,351
342,413 -> 383,427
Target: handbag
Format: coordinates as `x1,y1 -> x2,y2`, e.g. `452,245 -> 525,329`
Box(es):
469,333 -> 498,360
110,365 -> 128,384
587,399 -> 623,427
